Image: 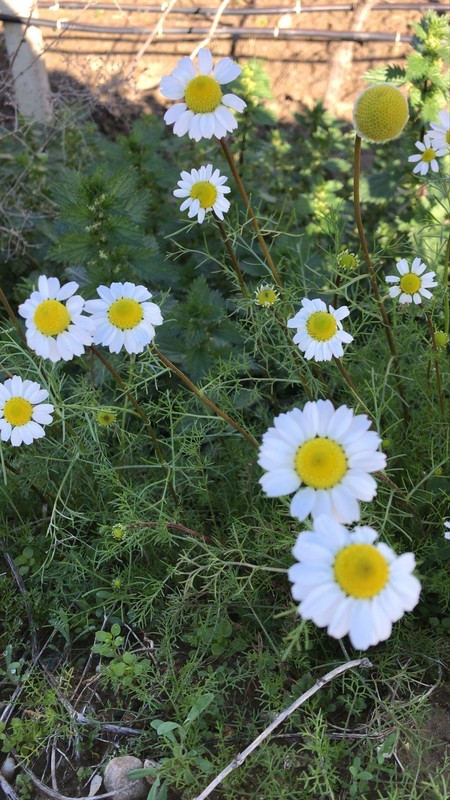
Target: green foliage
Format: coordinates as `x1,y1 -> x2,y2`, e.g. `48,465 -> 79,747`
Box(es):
365,11 -> 450,120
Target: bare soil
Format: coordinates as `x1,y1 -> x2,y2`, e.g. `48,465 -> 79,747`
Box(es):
1,0 -> 429,127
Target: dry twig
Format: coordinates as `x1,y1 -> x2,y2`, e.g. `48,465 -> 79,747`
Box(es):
192,657 -> 372,800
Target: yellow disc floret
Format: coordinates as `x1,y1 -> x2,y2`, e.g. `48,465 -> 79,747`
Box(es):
420,147 -> 437,163
295,437 -> 347,489
34,299 -> 71,336
399,273 -> 421,294
108,298 -> 143,330
185,76 -> 222,113
190,181 -> 218,209
306,311 -> 337,342
334,543 -> 389,598
353,84 -> 409,143
3,397 -> 33,427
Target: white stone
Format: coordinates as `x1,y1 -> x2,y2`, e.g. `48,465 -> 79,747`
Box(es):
103,757 -> 148,800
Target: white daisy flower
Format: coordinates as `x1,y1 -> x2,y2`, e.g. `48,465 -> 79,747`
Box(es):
258,400 -> 386,524
288,516 -> 421,650
386,257 -> 437,305
84,282 -> 163,355
428,110 -> 450,151
408,134 -> 446,176
18,275 -> 94,363
0,376 -> 54,447
254,283 -> 280,308
160,47 -> 246,141
444,522 -> 450,541
287,298 -> 353,362
174,164 -> 231,224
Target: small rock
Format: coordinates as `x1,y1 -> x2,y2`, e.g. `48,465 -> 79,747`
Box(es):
1,757 -> 17,781
103,757 -> 148,800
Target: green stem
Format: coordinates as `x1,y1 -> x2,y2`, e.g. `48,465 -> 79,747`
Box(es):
353,135 -> 410,424
91,345 -> 177,501
274,310 -> 313,401
151,345 -> 259,450
333,357 -> 372,417
220,137 -> 283,288
353,136 -> 396,351
422,306 -> 445,418
214,213 -> 249,296
443,228 -> 450,336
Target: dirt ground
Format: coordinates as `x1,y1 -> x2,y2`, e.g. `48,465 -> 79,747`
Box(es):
0,0 -> 435,126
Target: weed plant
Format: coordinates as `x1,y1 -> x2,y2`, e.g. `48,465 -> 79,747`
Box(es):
0,12 -> 449,800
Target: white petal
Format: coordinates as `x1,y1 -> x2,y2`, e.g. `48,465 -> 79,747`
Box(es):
290,487 -> 317,521
222,93 -> 246,112
173,110 -> 195,137
160,77 -> 186,100
197,48 -> 213,75
165,103 -> 187,124
200,112 -> 216,139
259,469 -> 300,497
213,57 -> 241,84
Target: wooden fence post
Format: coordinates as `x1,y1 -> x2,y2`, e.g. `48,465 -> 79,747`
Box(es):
0,0 -> 53,123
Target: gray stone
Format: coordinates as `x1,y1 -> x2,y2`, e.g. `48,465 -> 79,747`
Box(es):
0,757 -> 17,781
103,757 -> 148,800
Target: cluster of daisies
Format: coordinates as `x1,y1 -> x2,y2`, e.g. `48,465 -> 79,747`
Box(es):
3,55 -> 447,655
159,62 -> 449,650
159,48 -> 246,224
1,276 -> 163,446
257,399 -> 422,650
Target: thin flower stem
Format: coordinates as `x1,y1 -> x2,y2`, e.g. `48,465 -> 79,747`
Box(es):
0,286 -> 27,344
274,310 -> 314,401
90,345 -> 177,502
422,305 -> 445,418
220,137 -> 283,288
151,345 -> 259,449
353,135 -> 410,424
443,229 -> 450,336
213,213 -> 249,296
333,357 -> 372,417
353,136 -> 396,349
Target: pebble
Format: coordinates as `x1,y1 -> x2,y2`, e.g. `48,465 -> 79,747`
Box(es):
0,757 -> 16,781
103,757 -> 148,800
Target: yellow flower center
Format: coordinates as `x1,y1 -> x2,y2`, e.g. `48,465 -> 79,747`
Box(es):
295,437 -> 347,489
108,298 -> 143,330
421,147 -> 436,163
353,84 -> 409,143
184,75 -> 222,113
256,287 -> 278,307
3,397 -> 33,427
190,180 -> 218,209
34,299 -> 71,336
399,273 -> 421,294
306,311 -> 337,342
334,543 -> 389,599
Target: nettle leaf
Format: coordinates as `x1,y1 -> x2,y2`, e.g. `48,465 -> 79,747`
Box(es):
359,170 -> 402,205
364,64 -> 406,85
